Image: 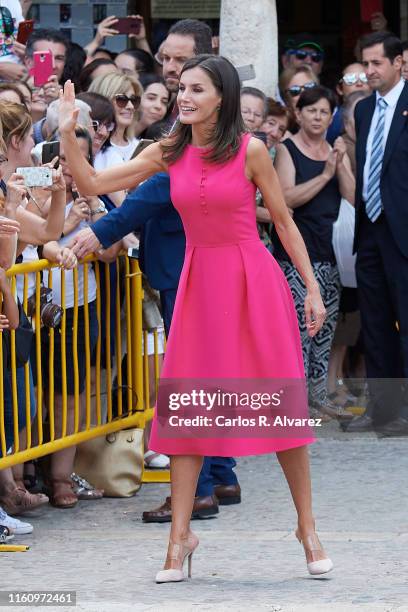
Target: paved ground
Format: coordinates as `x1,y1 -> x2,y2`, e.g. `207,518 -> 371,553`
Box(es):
3,422 -> 408,612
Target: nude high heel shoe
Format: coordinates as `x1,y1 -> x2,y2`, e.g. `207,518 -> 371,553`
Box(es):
295,529 -> 333,576
155,533 -> 199,583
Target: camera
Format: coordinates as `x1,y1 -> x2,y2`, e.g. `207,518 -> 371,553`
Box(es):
27,287 -> 64,328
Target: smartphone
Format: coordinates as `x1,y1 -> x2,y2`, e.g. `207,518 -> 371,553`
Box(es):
130,139 -> 154,160
32,50 -> 53,87
42,141 -> 60,168
16,167 -> 53,188
127,247 -> 139,259
17,19 -> 34,45
361,0 -> 383,22
115,16 -> 142,36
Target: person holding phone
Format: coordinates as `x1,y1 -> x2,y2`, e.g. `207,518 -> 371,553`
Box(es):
0,0 -> 26,80
24,28 -> 68,104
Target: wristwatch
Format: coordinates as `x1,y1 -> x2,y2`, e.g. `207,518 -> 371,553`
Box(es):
89,203 -> 107,216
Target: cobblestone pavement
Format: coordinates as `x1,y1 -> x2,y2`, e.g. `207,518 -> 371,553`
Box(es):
3,424 -> 408,612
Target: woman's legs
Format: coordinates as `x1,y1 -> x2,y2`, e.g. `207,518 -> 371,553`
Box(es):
163,455 -> 203,569
276,445 -> 327,562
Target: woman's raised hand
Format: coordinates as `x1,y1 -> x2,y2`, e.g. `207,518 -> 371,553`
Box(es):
58,81 -> 80,135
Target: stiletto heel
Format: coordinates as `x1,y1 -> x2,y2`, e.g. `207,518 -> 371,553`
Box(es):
295,529 -> 333,576
187,552 -> 193,578
155,533 -> 199,583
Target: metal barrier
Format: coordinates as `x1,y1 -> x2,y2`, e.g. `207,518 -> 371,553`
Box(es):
0,253 -> 169,484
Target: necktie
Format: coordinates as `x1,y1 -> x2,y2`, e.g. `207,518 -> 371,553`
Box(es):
365,97 -> 387,222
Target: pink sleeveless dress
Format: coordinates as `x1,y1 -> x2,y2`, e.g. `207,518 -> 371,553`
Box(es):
149,134 -> 315,456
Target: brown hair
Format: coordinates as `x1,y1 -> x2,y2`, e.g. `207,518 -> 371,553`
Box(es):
265,97 -> 290,120
161,54 -> 246,165
0,101 -> 32,149
0,83 -> 27,107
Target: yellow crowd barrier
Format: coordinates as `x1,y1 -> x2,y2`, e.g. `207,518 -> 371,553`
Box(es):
0,253 -> 169,484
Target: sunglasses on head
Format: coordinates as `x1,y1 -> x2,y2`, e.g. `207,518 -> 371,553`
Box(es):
114,94 -> 141,109
288,49 -> 324,63
0,6 -> 14,37
341,72 -> 368,86
285,81 -> 317,97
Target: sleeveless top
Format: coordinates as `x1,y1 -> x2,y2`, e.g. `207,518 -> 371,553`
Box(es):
273,139 -> 341,263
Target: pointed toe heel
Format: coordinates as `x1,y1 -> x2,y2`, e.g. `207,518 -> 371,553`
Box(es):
295,529 -> 333,577
155,534 -> 198,584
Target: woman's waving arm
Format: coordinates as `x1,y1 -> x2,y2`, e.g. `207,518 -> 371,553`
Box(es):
59,81 -> 167,195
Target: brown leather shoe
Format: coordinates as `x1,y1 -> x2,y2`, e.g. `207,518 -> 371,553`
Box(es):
213,483 -> 241,505
142,495 -> 219,523
191,495 -> 219,519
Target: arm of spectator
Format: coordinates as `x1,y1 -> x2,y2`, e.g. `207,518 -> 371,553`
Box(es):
256,206 -> 271,222
0,62 -> 27,80
20,0 -> 33,19
275,143 -> 336,208
42,242 -> 78,269
0,268 -> 19,329
84,16 -> 119,57
11,168 -> 66,244
333,136 -> 355,204
11,41 -> 26,60
59,81 -> 167,194
63,197 -> 91,235
248,137 -> 326,337
128,15 -> 153,56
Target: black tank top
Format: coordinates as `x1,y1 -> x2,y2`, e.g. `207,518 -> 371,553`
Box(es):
273,139 -> 341,263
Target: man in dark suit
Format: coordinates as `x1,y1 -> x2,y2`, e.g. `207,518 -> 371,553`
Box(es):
346,32 -> 408,435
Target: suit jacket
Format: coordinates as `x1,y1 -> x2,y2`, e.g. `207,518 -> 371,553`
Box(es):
91,172 -> 185,291
354,81 -> 408,258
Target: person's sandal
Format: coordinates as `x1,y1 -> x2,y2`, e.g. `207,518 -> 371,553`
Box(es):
49,479 -> 78,509
0,487 -> 49,516
70,473 -> 104,500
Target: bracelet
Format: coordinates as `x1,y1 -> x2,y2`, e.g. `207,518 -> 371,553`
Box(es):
89,203 -> 107,216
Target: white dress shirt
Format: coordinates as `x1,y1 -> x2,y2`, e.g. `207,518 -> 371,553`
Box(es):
362,78 -> 405,201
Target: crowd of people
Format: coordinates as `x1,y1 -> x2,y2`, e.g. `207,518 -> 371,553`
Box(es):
0,7 -> 406,555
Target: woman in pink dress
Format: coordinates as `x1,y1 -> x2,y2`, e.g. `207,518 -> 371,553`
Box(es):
59,55 -> 333,582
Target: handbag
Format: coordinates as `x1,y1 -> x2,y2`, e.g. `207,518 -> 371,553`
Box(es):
332,198 -> 357,288
2,300 -> 34,369
74,428 -> 144,497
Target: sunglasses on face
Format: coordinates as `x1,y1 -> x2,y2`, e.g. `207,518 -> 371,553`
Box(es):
285,81 -> 317,97
341,72 -> 368,86
91,120 -> 115,133
288,49 -> 324,63
0,6 -> 14,37
114,94 -> 141,109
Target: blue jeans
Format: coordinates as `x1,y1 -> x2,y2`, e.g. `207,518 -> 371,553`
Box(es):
196,457 -> 238,497
2,364 -> 36,456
